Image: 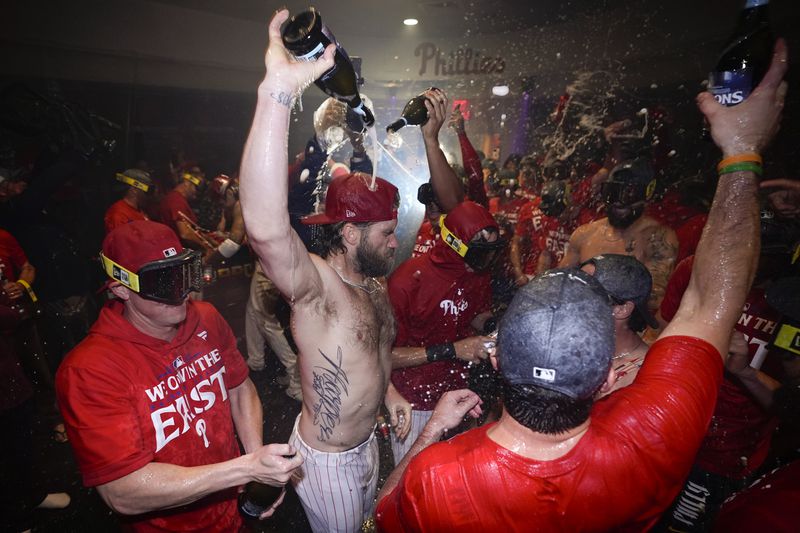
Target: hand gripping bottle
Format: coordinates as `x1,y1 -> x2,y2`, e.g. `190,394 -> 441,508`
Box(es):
709,0 -> 773,107
282,8 -> 375,130
386,88 -> 439,134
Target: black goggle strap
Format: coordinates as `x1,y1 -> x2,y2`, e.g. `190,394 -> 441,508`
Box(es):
439,215 -> 469,258
774,322 -> 800,356
183,173 -> 202,186
116,173 -> 151,193
100,252 -> 141,292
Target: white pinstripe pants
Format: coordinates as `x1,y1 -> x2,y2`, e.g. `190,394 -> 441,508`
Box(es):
289,415 -> 379,533
390,409 -> 433,464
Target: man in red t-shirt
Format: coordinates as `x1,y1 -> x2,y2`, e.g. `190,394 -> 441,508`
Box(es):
157,167 -> 213,253
374,41 -> 788,532
104,168 -> 152,234
56,221 -> 300,532
389,201 -> 502,462
0,228 -> 35,299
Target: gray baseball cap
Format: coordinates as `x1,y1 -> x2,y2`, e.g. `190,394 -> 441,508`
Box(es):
580,254 -> 659,330
498,269 -> 615,399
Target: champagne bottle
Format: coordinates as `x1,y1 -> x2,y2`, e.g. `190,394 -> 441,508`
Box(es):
386,88 -> 439,134
709,0 -> 773,107
282,8 -> 375,130
238,481 -> 283,520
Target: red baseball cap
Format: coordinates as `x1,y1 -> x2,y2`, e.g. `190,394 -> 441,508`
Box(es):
302,172 -> 398,225
102,220 -> 185,274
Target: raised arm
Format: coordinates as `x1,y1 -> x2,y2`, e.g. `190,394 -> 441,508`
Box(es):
239,10 -> 335,305
660,40 -> 788,356
450,106 -> 488,207
421,89 -> 465,212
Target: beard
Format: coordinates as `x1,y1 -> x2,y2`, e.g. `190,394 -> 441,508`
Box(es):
356,237 -> 394,277
607,204 -> 643,229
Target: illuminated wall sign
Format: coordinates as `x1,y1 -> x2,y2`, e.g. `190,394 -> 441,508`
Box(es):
452,99 -> 470,119
415,42 -> 506,77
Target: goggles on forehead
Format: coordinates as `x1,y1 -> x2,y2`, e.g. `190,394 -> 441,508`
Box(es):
183,173 -> 203,186
100,249 -> 202,305
601,179 -> 655,206
116,173 -> 152,194
439,216 -> 506,271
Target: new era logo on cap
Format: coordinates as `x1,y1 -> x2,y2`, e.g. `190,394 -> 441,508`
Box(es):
163,247 -> 177,258
533,367 -> 556,382
346,209 -> 356,218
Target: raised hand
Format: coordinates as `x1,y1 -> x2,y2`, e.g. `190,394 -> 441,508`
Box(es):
421,88 -> 449,143
261,9 -> 336,103
697,39 -> 788,156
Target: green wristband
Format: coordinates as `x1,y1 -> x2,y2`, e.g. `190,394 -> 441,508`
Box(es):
718,162 -> 763,176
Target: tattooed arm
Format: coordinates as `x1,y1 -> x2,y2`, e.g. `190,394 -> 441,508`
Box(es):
644,223 -> 679,313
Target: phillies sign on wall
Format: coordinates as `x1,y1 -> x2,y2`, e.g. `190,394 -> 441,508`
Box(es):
415,42 -> 506,77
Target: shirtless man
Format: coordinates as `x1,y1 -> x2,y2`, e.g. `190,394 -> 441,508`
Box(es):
560,158 -> 678,313
239,10 -> 411,533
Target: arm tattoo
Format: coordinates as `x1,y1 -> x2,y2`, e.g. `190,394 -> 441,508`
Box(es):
646,227 -> 678,308
311,346 -> 350,442
270,90 -> 294,108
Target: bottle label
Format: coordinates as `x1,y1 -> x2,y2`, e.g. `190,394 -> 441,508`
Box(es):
295,42 -> 326,62
709,70 -> 752,106
745,0 -> 768,8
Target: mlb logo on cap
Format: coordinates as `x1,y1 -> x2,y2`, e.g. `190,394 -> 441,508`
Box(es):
533,367 -> 556,382
163,247 -> 177,258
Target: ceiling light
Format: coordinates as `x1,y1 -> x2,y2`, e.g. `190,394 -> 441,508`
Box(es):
403,18 -> 419,26
492,85 -> 510,97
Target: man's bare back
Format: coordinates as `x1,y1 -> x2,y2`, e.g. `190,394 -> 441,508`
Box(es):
560,215 -> 678,309
293,257 -> 396,452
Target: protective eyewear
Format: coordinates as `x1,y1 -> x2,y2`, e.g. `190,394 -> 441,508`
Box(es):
100,249 -> 202,305
182,173 -> 203,187
115,172 -> 152,194
440,216 -> 506,271
601,181 -> 646,206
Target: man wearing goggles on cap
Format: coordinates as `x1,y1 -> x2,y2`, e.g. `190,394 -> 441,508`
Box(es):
104,168 -> 153,234
56,221 -> 300,531
560,157 -> 678,321
158,165 -> 215,255
388,201 -> 503,463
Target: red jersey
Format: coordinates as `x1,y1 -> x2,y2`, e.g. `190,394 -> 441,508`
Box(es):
412,220 -> 438,258
675,213 -> 707,263
104,199 -> 149,234
571,174 -> 605,226
158,190 -> 196,235
645,190 -> 705,230
661,256 -> 782,478
0,228 -> 28,282
377,336 -> 722,532
56,300 -> 248,532
539,214 -> 577,266
515,198 -> 545,275
389,254 -> 491,410
714,461 -> 800,533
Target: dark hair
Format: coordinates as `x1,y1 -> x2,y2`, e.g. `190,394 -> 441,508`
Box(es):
503,381 -> 593,434
316,221 -> 370,259
627,311 -> 648,333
